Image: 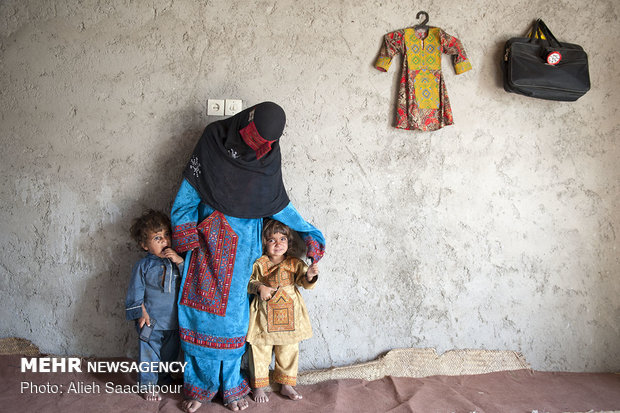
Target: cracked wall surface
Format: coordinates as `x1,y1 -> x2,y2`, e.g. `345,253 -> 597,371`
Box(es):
1,0 -> 618,372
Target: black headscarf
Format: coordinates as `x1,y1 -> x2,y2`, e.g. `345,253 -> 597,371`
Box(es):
182,101 -> 290,219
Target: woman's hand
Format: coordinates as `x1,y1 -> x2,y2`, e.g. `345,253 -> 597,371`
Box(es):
306,263 -> 319,281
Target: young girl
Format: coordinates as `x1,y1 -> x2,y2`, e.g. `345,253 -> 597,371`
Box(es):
247,219 -> 320,403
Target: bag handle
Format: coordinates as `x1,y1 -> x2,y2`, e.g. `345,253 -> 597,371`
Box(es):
528,20 -> 544,43
529,19 -> 563,49
536,19 -> 563,48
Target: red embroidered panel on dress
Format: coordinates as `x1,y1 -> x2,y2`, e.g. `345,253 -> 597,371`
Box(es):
180,211 -> 238,316
172,222 -> 199,253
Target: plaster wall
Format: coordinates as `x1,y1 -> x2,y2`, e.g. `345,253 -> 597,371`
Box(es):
1,0 -> 618,372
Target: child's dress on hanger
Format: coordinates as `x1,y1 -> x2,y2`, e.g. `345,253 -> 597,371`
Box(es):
375,27 -> 472,131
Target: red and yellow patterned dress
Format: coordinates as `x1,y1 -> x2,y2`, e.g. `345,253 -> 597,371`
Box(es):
375,27 -> 472,131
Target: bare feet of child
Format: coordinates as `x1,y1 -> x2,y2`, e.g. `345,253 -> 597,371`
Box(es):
142,391 -> 162,401
252,387 -> 269,403
280,384 -> 302,400
227,396 -> 249,411
182,399 -> 202,412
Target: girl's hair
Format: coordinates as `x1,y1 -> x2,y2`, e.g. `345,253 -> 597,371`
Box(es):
129,209 -> 171,247
262,219 -> 303,256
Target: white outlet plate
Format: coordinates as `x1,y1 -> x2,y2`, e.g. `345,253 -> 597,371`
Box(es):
207,99 -> 224,116
225,99 -> 242,116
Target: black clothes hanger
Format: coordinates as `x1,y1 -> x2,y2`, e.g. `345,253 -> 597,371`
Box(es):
414,11 -> 429,30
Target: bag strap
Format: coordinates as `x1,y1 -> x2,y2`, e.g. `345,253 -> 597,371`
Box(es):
536,19 -> 563,48
528,20 -> 546,44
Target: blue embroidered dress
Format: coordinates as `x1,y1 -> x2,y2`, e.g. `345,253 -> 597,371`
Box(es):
171,179 -> 325,404
172,102 -> 325,405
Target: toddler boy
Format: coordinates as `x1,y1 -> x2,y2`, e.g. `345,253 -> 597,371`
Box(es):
125,209 -> 183,401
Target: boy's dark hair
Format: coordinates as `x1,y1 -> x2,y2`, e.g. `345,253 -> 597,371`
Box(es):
130,209 -> 171,247
262,219 -> 304,257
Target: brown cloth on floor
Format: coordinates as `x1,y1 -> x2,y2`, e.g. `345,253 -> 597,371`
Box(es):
1,355 -> 619,412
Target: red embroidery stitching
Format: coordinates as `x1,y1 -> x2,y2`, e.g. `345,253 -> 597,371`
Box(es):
180,211 -> 238,316
239,121 -> 274,159
303,236 -> 325,263
222,380 -> 250,404
172,222 -> 199,252
183,383 -> 217,402
179,328 -> 246,349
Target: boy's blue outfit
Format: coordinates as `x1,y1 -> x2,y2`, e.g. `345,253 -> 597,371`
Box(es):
126,253 -> 183,386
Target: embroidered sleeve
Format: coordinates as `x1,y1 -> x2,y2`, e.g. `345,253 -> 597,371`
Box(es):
171,179 -> 201,252
125,260 -> 146,320
248,262 -> 263,295
304,236 -> 325,263
270,203 -> 326,263
440,29 -> 472,75
375,30 -> 404,72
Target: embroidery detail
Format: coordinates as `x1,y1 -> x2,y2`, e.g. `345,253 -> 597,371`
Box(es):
261,257 -> 295,288
415,70 -> 440,109
256,256 -> 273,275
239,121 -> 274,159
184,383 -> 217,403
179,328 -> 246,349
273,372 -> 297,386
303,236 -> 325,263
223,379 -> 250,404
375,56 -> 391,72
267,288 -> 295,332
227,148 -> 239,159
172,222 -> 199,252
455,60 -> 472,74
189,156 -> 202,177
180,211 -> 238,316
405,28 -> 440,70
251,377 -> 270,389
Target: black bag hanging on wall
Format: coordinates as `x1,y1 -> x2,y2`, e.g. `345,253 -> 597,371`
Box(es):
502,19 -> 590,101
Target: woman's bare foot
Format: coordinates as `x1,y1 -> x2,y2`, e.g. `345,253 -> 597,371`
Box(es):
142,391 -> 162,401
182,399 -> 202,412
252,387 -> 269,403
280,384 -> 302,400
227,396 -> 249,411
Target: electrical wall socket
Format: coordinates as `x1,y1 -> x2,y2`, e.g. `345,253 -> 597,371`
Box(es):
225,99 -> 242,116
207,99 -> 224,116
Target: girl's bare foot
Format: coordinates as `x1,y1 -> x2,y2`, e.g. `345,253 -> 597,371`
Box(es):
182,399 -> 202,412
280,384 -> 302,400
227,396 -> 249,411
252,387 -> 269,403
142,391 -> 162,401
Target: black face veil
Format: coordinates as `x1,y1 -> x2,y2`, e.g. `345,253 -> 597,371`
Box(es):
182,102 -> 290,219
